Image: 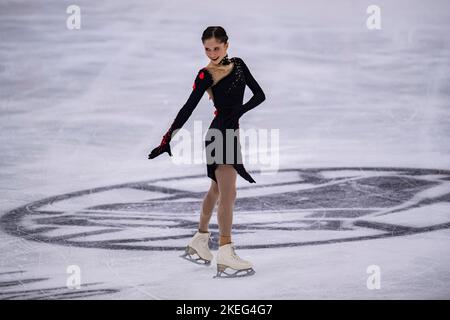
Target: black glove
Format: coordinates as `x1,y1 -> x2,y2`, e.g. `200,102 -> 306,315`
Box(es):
148,131 -> 173,159
148,143 -> 172,159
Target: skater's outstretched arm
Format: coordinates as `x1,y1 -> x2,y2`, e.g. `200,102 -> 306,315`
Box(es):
237,57 -> 266,118
148,68 -> 213,159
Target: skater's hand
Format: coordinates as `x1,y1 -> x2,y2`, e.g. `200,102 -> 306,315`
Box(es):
148,131 -> 173,159
234,103 -> 247,119
148,143 -> 172,159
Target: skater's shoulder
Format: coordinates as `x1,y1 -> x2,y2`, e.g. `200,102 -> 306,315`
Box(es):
232,56 -> 245,65
191,67 -> 213,89
196,66 -> 213,81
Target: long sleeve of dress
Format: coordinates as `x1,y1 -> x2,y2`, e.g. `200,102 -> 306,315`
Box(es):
238,57 -> 266,117
161,68 -> 213,144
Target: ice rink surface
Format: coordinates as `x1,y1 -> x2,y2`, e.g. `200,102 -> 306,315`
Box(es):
1,0 -> 450,299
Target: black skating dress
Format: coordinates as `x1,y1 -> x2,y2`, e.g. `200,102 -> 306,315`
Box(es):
161,56 -> 266,183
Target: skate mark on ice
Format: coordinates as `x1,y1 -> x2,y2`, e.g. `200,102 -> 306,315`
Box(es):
0,271 -> 119,300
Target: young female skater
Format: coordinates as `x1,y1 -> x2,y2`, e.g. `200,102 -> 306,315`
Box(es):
148,26 -> 266,278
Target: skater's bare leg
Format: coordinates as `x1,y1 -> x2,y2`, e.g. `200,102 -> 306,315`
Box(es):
198,180 -> 219,232
215,164 -> 237,246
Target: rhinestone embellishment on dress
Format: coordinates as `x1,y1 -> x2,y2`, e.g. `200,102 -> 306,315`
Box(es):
225,57 -> 245,93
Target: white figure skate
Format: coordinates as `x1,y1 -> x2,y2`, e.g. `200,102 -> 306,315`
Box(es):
214,243 -> 255,278
180,231 -> 213,266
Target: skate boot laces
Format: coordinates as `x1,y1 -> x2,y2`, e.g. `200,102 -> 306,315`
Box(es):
200,234 -> 211,245
230,246 -> 242,261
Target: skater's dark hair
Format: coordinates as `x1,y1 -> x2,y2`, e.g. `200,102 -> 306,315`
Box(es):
201,26 -> 228,44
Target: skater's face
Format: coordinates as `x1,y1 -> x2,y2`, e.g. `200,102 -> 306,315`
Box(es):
203,38 -> 229,65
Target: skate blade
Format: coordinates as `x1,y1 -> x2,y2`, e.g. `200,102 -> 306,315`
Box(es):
179,246 -> 211,266
213,265 -> 256,279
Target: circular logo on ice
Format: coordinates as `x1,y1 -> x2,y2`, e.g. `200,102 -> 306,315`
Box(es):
1,167 -> 450,251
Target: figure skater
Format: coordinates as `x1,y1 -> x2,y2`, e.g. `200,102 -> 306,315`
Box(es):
148,26 -> 266,278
